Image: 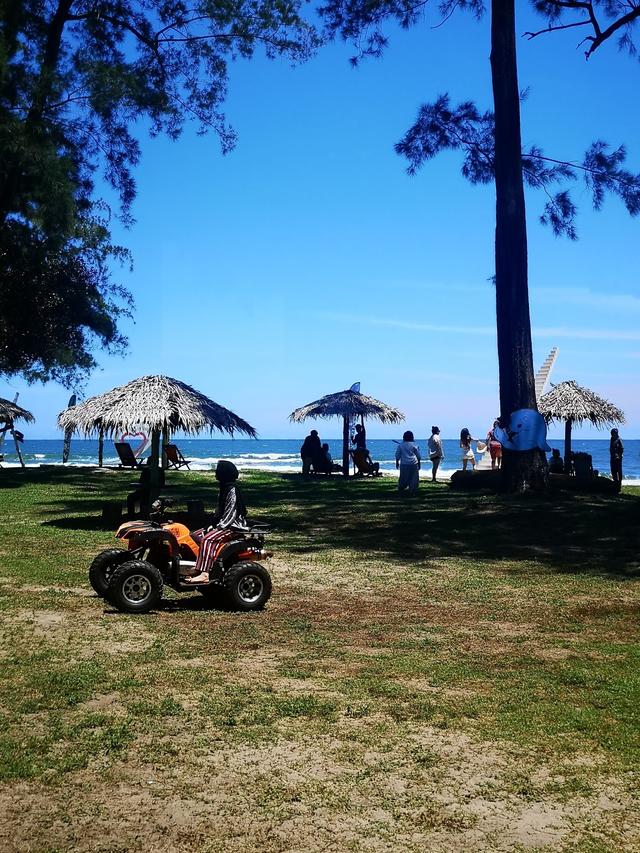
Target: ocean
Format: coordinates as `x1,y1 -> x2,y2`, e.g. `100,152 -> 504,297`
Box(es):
2,438 -> 639,480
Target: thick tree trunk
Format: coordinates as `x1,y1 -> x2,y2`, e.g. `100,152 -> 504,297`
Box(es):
490,0 -> 547,491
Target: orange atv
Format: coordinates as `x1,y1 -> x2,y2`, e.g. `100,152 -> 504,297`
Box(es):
89,499 -> 272,614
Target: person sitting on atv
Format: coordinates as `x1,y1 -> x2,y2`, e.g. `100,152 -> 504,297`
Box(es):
186,460 -> 248,584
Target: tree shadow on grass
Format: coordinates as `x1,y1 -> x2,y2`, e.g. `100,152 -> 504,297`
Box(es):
17,468 -> 640,580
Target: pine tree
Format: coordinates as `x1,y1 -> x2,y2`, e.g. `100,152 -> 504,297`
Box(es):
0,0 -> 317,386
319,0 -> 640,489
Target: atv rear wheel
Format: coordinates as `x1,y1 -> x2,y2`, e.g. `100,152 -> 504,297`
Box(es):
106,560 -> 163,614
223,561 -> 272,611
89,549 -> 131,597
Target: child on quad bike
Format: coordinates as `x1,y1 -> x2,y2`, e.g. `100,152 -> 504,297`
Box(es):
186,459 -> 248,584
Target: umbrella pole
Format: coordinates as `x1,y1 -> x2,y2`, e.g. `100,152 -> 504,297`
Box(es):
161,425 -> 169,469
342,416 -> 349,478
98,428 -> 104,467
564,418 -> 572,474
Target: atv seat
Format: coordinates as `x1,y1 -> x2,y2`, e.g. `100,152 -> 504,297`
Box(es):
115,442 -> 144,469
163,443 -> 191,470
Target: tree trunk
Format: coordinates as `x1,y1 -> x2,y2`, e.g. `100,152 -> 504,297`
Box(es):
490,0 -> 547,491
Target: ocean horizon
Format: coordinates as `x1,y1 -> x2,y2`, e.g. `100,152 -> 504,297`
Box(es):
2,437 -> 639,480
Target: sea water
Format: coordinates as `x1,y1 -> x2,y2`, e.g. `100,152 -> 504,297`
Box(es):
2,438 -> 639,479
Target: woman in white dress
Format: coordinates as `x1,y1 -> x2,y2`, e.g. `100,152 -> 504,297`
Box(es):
460,427 -> 477,471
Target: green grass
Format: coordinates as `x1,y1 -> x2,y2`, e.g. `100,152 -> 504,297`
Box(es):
0,467 -> 638,851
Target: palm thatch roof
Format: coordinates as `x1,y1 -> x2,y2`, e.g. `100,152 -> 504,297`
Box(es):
0,398 -> 35,424
57,375 -> 257,437
289,389 -> 404,423
539,380 -> 625,428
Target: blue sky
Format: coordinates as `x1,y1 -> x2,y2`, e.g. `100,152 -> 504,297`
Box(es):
6,5 -> 639,439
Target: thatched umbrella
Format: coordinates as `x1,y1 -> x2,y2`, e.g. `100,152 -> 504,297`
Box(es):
539,380 -> 625,471
58,375 -> 257,474
0,397 -> 35,469
289,387 -> 404,476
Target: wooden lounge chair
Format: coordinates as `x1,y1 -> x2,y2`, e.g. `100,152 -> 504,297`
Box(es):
163,443 -> 191,470
114,441 -> 144,469
351,449 -> 380,477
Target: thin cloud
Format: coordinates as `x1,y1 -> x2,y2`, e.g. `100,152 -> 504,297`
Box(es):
535,327 -> 640,341
319,314 -> 496,335
534,287 -> 640,312
321,313 -> 640,342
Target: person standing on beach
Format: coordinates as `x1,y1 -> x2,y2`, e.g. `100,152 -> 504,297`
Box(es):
300,430 -> 321,476
610,428 -> 624,489
427,426 -> 444,482
395,430 -> 421,494
351,423 -> 366,451
486,420 -> 503,470
460,428 -> 477,471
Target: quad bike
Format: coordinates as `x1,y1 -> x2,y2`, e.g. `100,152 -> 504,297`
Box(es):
89,499 -> 273,614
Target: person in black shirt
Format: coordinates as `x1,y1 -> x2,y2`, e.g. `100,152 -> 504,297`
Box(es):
548,448 -> 564,474
610,428 -> 624,489
186,460 -> 247,583
351,423 -> 366,451
300,430 -> 322,476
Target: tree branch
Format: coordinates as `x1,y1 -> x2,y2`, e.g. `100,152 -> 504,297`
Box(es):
523,19 -> 590,40
533,0 -> 640,57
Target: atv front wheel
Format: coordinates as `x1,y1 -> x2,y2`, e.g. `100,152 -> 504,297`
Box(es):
223,561 -> 272,611
106,560 -> 163,614
89,548 -> 131,597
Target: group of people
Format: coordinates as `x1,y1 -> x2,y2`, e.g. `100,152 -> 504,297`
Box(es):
394,425 -> 483,494
299,430 -> 339,475
547,428 -> 625,487
166,426 -> 628,587
300,423 -> 626,493
300,424 -> 380,476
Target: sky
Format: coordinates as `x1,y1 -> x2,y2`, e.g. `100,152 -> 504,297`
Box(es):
5,4 -> 640,440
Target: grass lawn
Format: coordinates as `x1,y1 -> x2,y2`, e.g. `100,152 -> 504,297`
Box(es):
0,467 -> 639,852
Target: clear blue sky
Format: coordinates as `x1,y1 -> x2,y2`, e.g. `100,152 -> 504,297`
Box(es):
6,5 -> 639,439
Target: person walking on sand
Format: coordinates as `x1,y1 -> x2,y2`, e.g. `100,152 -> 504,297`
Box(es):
610,428 -> 624,490
460,427 -> 477,471
395,430 -> 421,494
427,426 -> 444,482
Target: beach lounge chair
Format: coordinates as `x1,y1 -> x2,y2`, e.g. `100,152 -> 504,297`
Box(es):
114,442 -> 144,469
351,449 -> 380,477
163,443 -> 191,470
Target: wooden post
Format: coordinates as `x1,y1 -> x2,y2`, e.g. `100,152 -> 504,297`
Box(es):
148,429 -> 162,503
11,421 -> 25,468
564,418 -> 572,474
342,416 -> 349,478
161,425 -> 169,469
98,427 -> 104,467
